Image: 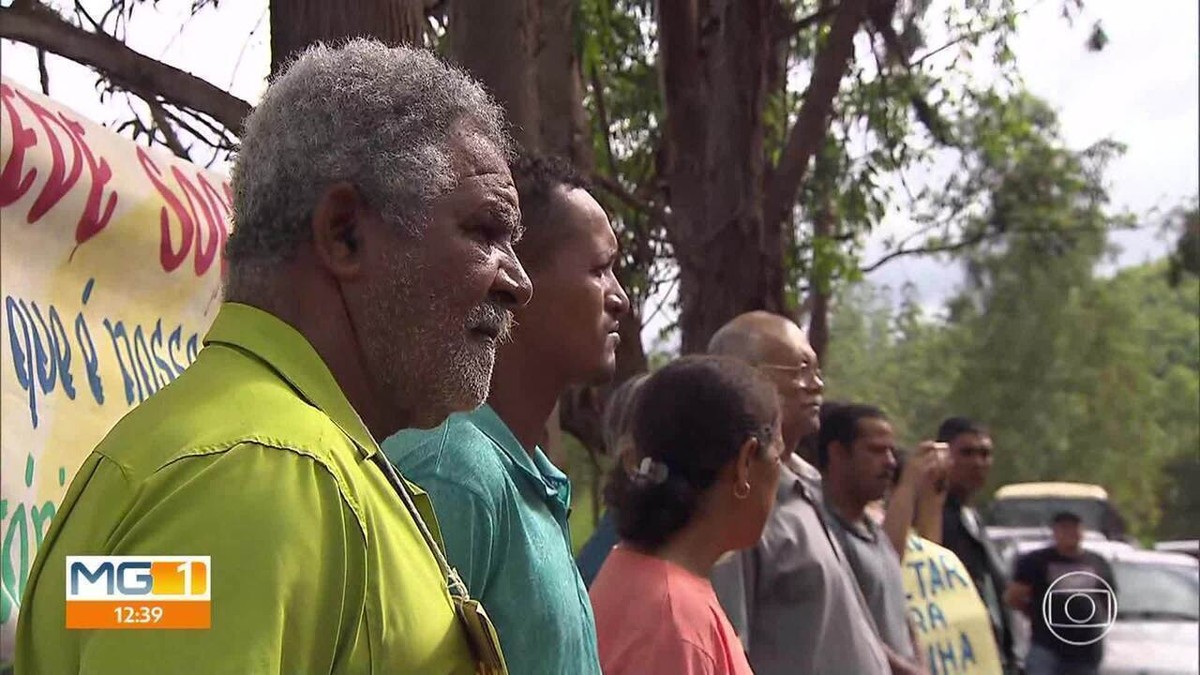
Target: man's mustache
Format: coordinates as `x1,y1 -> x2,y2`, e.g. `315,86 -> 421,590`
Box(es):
467,303 -> 515,344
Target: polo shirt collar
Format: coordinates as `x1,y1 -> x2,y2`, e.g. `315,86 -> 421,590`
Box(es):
825,500 -> 879,543
203,302 -> 379,459
470,405 -> 569,506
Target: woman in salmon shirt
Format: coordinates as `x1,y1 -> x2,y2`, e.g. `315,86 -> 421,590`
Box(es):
589,355 -> 784,675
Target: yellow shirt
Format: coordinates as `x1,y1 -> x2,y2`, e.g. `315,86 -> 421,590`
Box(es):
16,303 -> 479,674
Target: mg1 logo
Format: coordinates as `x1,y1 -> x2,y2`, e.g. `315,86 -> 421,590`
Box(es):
66,556 -> 210,629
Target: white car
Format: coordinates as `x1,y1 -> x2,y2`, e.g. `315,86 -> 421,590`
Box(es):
1008,540 -> 1199,675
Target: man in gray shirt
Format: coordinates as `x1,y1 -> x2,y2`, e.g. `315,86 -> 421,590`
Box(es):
708,312 -> 898,675
818,402 -> 925,670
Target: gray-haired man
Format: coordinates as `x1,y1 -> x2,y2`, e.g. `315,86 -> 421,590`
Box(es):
17,40 -> 530,674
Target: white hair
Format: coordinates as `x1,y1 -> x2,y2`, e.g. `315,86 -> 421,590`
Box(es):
225,38 -> 510,294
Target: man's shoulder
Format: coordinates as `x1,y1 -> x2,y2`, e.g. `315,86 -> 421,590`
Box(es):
1017,546 -> 1056,570
95,348 -> 356,483
384,412 -> 511,503
1083,550 -> 1115,574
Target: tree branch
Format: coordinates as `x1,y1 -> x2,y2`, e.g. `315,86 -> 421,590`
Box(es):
148,98 -> 190,160
593,173 -> 668,223
867,0 -> 955,145
859,233 -> 990,273
36,47 -> 50,94
764,0 -> 870,233
0,1 -> 252,134
773,4 -> 839,42
589,63 -> 618,175
910,5 -> 1035,68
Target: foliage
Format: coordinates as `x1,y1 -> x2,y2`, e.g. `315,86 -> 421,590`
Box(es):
577,0 -> 672,317
827,177 -> 1198,540
1165,199 -> 1200,286
572,0 -> 1104,340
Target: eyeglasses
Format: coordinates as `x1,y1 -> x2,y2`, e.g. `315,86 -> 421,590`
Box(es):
756,362 -> 824,386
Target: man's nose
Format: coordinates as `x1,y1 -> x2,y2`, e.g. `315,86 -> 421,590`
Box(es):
805,371 -> 824,393
491,245 -> 533,308
607,276 -> 630,317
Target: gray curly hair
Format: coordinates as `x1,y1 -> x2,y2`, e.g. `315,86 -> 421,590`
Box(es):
225,38 -> 511,295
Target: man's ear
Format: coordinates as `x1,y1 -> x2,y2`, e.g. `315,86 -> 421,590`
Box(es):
311,182 -> 370,280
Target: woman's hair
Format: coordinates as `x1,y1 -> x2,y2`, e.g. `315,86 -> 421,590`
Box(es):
600,373 -> 649,457
605,355 -> 779,550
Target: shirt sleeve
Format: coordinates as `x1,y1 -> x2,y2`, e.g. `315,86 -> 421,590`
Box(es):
76,443 -> 363,675
677,642 -> 721,675
414,477 -> 499,598
710,548 -> 755,652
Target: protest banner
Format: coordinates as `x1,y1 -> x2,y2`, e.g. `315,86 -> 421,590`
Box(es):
904,534 -> 1004,675
0,78 -> 232,661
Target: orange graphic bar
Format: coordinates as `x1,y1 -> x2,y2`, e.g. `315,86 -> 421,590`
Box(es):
66,600 -> 210,629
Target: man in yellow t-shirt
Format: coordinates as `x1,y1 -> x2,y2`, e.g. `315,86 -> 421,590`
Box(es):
16,39 -> 532,674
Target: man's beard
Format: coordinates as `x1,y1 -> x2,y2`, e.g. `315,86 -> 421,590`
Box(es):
358,251 -> 513,434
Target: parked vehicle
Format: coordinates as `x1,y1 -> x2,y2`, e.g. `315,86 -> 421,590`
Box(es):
1155,540 -> 1200,561
985,482 -> 1130,545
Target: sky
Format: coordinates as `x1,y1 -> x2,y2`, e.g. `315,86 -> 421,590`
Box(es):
2,0 -> 1197,343
864,0 -> 1200,307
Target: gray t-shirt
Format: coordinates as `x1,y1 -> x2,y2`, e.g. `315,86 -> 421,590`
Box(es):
711,456 -> 889,675
825,505 -> 916,659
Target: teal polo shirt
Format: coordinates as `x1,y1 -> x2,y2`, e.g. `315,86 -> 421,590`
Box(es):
384,405 -> 602,675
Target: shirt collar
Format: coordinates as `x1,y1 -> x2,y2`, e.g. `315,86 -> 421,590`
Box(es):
203,302 -> 379,459
824,499 -> 879,543
468,405 -> 569,503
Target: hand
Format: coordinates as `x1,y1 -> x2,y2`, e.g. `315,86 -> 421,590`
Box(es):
900,441 -> 948,497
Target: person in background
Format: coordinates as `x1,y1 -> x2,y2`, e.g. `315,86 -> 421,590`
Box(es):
1006,512 -> 1116,675
17,40 -> 530,674
818,403 -> 926,672
576,373 -> 649,587
384,154 -> 628,675
707,312 -> 891,675
938,417 -> 1018,672
590,355 -> 783,675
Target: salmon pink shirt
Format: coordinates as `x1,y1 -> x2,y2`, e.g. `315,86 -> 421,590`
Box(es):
590,546 -> 753,675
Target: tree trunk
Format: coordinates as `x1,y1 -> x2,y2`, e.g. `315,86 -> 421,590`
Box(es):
658,0 -> 868,353
449,0 -> 541,151
808,207 -> 833,362
269,0 -> 425,76
536,0 -> 593,167
659,0 -> 782,354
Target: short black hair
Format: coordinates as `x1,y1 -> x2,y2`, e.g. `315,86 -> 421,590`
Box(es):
936,416 -> 988,443
816,402 -> 888,470
605,355 -> 779,551
511,153 -> 591,271
1051,511 -> 1082,525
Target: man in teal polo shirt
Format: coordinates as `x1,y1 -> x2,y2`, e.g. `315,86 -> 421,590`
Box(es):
386,155 -> 629,675
16,40 -> 531,674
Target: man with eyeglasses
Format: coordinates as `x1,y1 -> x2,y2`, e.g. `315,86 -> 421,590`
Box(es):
708,312 -> 893,675
938,417 -> 1019,674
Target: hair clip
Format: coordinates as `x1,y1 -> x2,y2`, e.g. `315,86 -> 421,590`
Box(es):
631,456 -> 669,486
